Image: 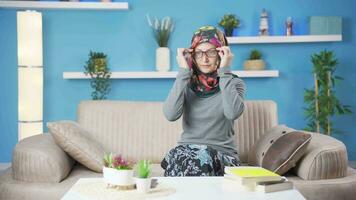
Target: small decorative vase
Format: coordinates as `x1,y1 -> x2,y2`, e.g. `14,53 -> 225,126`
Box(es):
243,59 -> 266,70
156,47 -> 170,72
135,177 -> 152,193
103,167 -> 134,186
224,28 -> 233,37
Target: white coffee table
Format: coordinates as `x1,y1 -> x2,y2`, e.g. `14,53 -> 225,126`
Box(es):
62,177 -> 306,200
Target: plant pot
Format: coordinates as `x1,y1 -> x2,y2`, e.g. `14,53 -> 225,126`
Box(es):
103,167 -> 134,186
243,59 -> 266,70
156,47 -> 170,72
224,28 -> 233,37
93,58 -> 107,73
135,177 -> 152,193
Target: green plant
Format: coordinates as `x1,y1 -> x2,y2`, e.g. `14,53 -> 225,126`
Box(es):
218,14 -> 240,36
303,50 -> 352,135
103,153 -> 134,170
249,49 -> 262,60
84,51 -> 111,100
146,14 -> 175,47
136,160 -> 151,178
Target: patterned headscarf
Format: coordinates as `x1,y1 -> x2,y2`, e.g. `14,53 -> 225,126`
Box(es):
186,25 -> 228,97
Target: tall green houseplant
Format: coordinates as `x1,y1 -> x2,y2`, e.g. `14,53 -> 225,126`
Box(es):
84,51 -> 111,100
304,50 -> 352,135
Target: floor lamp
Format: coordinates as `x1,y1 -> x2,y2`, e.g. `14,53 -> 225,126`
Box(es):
17,10 -> 43,141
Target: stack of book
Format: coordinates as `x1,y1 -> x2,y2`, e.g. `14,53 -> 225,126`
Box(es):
222,166 -> 293,193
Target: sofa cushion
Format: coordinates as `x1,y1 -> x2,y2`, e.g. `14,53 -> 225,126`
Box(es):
248,124 -> 312,175
47,121 -> 106,173
76,100 -> 183,163
285,167 -> 356,200
75,100 -> 279,164
12,134 -> 74,183
143,164 -> 164,177
234,100 -> 278,163
292,131 -> 348,180
0,164 -> 102,200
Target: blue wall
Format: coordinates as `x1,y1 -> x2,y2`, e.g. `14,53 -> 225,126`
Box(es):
1,0 -> 356,162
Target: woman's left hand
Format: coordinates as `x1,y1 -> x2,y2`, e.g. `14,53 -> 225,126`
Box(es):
216,46 -> 234,68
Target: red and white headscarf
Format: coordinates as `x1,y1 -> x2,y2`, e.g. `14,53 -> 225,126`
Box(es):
186,25 -> 228,97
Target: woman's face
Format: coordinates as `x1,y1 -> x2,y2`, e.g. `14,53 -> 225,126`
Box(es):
193,42 -> 219,73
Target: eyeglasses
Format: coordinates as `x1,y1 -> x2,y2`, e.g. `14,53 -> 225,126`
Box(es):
193,49 -> 218,59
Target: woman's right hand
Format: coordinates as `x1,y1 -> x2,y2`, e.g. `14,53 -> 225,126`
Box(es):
177,48 -> 193,69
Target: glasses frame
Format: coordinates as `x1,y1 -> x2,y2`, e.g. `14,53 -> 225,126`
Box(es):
193,48 -> 219,59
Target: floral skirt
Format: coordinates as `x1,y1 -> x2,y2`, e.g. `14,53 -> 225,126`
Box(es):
161,144 -> 241,176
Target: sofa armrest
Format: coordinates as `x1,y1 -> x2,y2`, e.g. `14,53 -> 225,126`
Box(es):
293,131 -> 348,180
12,133 -> 75,183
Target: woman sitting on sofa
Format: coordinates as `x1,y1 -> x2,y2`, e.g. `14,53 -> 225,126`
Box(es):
161,25 -> 246,176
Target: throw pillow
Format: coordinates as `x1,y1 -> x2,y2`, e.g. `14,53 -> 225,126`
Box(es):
247,124 -> 312,175
47,120 -> 106,172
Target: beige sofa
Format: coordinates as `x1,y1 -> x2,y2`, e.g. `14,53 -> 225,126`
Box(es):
1,100 -> 356,200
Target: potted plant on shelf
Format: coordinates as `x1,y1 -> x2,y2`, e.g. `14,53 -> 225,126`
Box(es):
103,153 -> 135,188
218,14 -> 240,37
83,51 -> 111,100
303,50 -> 352,135
243,49 -> 266,70
135,159 -> 151,193
146,14 -> 175,72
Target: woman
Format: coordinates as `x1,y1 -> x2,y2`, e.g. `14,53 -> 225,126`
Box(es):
161,25 -> 246,176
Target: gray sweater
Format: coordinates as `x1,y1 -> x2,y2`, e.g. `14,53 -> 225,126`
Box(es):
163,66 -> 246,156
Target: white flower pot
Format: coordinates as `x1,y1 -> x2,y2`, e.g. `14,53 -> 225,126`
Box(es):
156,47 -> 170,72
135,177 -> 152,193
103,167 -> 134,186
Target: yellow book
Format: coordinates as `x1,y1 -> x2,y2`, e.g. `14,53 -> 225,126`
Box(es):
224,166 -> 282,185
225,166 -> 280,177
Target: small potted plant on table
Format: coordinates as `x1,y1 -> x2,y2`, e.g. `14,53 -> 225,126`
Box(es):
103,153 -> 135,188
135,159 -> 151,193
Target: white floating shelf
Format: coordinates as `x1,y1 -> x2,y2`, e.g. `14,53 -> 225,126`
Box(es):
227,35 -> 342,44
63,70 -> 279,79
0,1 -> 129,10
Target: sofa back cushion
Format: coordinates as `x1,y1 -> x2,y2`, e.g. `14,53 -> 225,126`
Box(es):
77,101 -> 182,163
233,100 -> 278,162
77,100 -> 278,163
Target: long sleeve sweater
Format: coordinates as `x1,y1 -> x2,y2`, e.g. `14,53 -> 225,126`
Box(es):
163,66 -> 246,156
